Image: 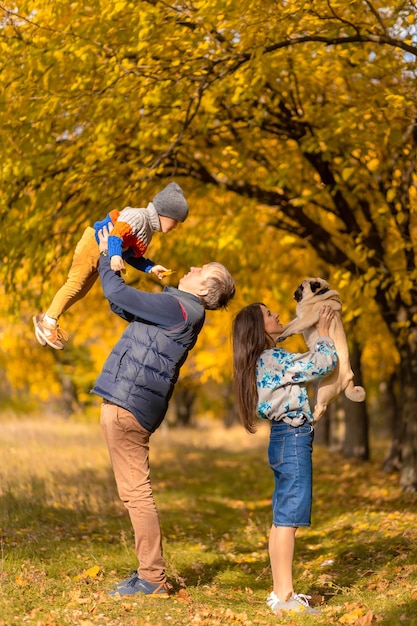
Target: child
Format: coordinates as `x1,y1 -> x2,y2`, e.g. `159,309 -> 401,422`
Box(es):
33,182 -> 189,350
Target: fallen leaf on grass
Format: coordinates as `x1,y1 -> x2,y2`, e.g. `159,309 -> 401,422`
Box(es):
73,564 -> 100,582
309,592 -> 324,606
68,589 -> 91,604
355,610 -> 375,625
224,608 -> 251,624
271,611 -> 297,624
339,605 -> 373,624
339,608 -> 363,624
175,588 -> 192,604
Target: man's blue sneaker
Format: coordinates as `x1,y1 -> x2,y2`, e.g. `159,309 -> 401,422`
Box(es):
109,574 -> 171,597
109,570 -> 138,589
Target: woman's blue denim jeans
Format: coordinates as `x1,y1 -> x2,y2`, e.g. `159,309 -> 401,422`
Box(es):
268,421 -> 314,527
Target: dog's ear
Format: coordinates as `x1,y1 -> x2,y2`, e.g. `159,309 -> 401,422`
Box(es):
310,280 -> 322,293
294,284 -> 304,302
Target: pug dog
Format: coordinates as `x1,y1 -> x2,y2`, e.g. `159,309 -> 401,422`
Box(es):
278,277 -> 366,421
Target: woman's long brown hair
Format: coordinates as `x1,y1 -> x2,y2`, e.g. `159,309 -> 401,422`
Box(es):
232,303 -> 269,433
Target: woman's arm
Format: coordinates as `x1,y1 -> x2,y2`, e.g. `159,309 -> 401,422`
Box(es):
258,339 -> 338,388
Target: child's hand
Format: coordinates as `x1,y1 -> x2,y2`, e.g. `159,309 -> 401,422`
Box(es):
151,265 -> 175,280
110,255 -> 125,272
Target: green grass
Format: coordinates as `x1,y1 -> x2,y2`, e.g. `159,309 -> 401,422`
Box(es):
1,417 -> 417,625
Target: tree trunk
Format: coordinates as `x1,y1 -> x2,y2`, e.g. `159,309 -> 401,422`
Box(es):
343,397 -> 369,460
314,401 -> 331,447
381,372 -> 402,473
60,374 -> 80,418
173,381 -> 197,427
342,341 -> 369,460
398,340 -> 417,492
222,381 -> 240,428
314,394 -> 345,450
52,352 -> 81,418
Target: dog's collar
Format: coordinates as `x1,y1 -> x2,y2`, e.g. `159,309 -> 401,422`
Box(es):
315,287 -> 330,296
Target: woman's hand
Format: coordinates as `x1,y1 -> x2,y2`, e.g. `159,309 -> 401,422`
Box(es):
317,305 -> 335,336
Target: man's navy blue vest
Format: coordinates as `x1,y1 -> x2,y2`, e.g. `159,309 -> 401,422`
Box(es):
92,287 -> 205,432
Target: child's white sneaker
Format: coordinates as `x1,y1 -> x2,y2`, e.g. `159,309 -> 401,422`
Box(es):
33,315 -> 68,350
33,314 -> 47,346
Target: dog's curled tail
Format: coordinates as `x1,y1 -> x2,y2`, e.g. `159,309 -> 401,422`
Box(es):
344,381 -> 366,403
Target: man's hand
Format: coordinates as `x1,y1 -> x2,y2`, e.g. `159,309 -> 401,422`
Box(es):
98,223 -> 114,253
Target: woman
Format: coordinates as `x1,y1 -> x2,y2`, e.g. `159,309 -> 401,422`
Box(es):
232,302 -> 337,615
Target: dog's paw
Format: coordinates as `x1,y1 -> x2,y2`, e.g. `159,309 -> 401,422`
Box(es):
344,382 -> 366,402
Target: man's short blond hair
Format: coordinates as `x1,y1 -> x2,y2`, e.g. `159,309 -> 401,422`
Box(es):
199,262 -> 235,310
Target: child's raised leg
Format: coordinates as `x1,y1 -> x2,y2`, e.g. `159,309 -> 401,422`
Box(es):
34,227 -> 100,349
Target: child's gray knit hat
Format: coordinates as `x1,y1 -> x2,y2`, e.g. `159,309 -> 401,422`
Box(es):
153,182 -> 189,222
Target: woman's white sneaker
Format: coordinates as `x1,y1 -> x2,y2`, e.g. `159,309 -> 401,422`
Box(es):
267,590 -> 321,614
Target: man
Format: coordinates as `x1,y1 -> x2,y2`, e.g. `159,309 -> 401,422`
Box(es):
92,226 -> 235,597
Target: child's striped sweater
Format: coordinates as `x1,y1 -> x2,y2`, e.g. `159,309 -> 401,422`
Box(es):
94,203 -> 161,273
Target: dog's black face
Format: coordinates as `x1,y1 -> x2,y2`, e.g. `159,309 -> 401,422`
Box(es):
294,284 -> 304,302
294,280 -> 325,302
